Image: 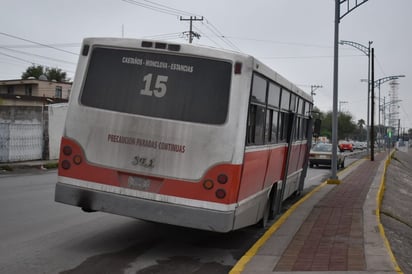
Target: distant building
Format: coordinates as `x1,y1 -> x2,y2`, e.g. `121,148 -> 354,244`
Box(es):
0,78 -> 71,106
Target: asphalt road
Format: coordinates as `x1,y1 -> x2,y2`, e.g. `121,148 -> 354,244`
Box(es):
0,153 -> 361,274
0,170 -> 266,274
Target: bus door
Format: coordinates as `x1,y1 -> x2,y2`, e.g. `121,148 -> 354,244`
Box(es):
273,111 -> 297,215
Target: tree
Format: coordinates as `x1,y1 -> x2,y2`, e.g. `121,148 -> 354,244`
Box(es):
46,67 -> 68,82
357,119 -> 365,129
21,65 -> 45,79
320,111 -> 332,139
316,110 -> 357,140
356,119 -> 367,141
21,65 -> 69,82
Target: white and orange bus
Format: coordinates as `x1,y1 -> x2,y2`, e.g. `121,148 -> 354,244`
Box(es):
55,38 -> 313,232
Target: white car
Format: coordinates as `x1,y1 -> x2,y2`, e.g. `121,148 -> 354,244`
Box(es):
309,143 -> 346,169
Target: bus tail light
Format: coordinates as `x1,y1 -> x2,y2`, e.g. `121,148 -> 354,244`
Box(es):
215,189 -> 226,199
63,146 -> 72,156
203,172 -> 230,200
73,155 -> 82,165
61,160 -> 71,170
60,142 -> 83,170
217,174 -> 228,184
203,179 -> 214,190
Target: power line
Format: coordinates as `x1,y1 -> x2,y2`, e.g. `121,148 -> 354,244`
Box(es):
0,51 -> 32,64
192,26 -> 225,48
0,50 -> 76,74
202,20 -> 241,52
120,0 -> 240,51
0,31 -> 78,55
142,32 -> 183,40
260,54 -> 363,60
0,43 -> 81,49
121,0 -> 196,17
0,46 -> 77,65
225,36 -> 333,49
142,0 -> 197,17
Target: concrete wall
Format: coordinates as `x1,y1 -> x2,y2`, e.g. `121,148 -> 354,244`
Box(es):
48,103 -> 68,159
0,105 -> 43,122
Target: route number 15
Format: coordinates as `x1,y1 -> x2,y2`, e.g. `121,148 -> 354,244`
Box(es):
140,73 -> 168,98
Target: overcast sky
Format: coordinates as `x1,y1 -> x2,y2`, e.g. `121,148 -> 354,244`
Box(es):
1,0 -> 411,129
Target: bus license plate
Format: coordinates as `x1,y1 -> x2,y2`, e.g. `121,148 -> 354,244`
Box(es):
127,176 -> 151,191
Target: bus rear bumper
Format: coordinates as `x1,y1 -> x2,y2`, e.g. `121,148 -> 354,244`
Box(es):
55,182 -> 235,233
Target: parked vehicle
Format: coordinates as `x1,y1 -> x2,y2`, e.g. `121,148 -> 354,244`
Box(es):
352,141 -> 364,150
338,140 -> 353,152
309,143 -> 345,169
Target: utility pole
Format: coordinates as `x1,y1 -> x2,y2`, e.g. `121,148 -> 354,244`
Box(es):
180,16 -> 203,43
310,85 -> 323,98
370,47 -> 375,161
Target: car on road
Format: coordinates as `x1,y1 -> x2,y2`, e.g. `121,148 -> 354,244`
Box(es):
309,143 -> 346,169
352,141 -> 365,150
338,140 -> 353,152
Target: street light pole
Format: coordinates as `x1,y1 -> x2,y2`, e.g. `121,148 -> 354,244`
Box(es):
330,0 -> 340,182
340,40 -> 372,155
329,0 -> 369,184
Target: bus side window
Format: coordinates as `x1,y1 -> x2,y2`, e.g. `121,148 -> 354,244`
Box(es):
302,118 -> 308,140
254,105 -> 265,145
247,104 -> 265,145
265,109 -> 272,143
294,117 -> 300,141
247,105 -> 257,144
279,112 -> 287,142
265,109 -> 279,143
272,111 -> 279,143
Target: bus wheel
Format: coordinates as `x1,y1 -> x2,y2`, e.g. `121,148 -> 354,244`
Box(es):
268,184 -> 279,220
259,184 -> 278,228
259,201 -> 270,228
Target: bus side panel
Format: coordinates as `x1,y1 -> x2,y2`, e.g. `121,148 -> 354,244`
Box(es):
288,143 -> 301,174
283,142 -> 308,198
238,149 -> 270,201
289,142 -> 308,175
263,145 -> 287,189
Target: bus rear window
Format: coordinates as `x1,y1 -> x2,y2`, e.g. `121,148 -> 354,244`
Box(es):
80,47 -> 232,124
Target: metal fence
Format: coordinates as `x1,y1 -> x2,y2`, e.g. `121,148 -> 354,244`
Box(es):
0,123 -> 43,163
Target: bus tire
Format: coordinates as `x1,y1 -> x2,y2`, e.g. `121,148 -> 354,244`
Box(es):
268,184 -> 279,220
259,184 -> 278,228
259,200 -> 270,228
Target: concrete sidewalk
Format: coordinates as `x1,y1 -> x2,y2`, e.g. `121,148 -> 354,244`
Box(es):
232,152 -> 399,274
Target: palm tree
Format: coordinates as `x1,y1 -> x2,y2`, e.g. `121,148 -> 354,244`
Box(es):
357,119 -> 366,141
